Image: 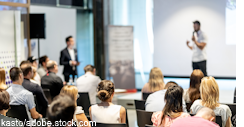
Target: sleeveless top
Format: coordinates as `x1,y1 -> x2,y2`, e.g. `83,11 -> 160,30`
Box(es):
91,104 -> 122,123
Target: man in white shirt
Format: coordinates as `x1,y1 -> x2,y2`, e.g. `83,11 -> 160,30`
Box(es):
186,20 -> 208,76
76,65 -> 101,105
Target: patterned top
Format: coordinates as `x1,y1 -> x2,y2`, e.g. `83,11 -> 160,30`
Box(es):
151,111 -> 190,127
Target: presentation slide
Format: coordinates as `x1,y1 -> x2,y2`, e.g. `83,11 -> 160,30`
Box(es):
153,0 -> 236,77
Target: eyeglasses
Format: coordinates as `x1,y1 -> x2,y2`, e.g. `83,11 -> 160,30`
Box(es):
77,94 -> 80,99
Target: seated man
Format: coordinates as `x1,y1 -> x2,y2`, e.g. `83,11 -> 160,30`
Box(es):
171,107 -> 219,127
20,62 -> 48,117
145,81 -> 187,112
76,65 -> 101,104
37,55 -> 49,78
41,60 -> 63,99
7,67 -> 42,120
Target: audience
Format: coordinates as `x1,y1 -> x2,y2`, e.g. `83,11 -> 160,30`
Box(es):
41,60 -> 64,99
151,85 -> 190,127
145,81 -> 187,112
190,76 -> 232,127
141,67 -> 165,95
0,68 -> 8,90
171,107 -> 219,127
89,80 -> 126,123
37,55 -> 49,78
0,90 -> 24,127
30,67 -> 41,86
20,62 -> 48,117
27,56 -> 41,84
76,65 -> 101,105
60,85 -> 90,127
183,69 -> 204,103
7,67 -> 42,119
48,94 -> 75,127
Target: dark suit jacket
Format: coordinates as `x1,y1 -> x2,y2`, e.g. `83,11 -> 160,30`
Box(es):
60,47 -> 78,76
41,72 -> 63,99
22,79 -> 48,117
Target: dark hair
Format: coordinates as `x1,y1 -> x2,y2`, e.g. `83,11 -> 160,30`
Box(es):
160,85 -> 184,125
20,62 -> 32,76
48,94 -> 75,127
84,65 -> 95,73
97,80 -> 115,101
164,81 -> 178,89
10,67 -> 23,82
0,90 -> 10,110
66,36 -> 73,43
193,20 -> 201,26
39,55 -> 48,66
189,69 -> 204,102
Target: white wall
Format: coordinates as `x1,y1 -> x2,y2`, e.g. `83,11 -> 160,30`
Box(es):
30,6 -> 76,80
153,0 -> 236,77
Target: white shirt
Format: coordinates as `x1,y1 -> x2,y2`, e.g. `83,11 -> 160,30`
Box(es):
68,48 -> 75,61
192,30 -> 208,62
91,104 -> 122,123
76,72 -> 101,104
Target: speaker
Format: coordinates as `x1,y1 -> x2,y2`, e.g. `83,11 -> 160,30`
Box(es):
30,14 -> 45,39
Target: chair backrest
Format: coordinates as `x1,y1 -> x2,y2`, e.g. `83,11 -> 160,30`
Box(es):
134,100 -> 146,110
222,103 -> 236,126
186,102 -> 192,113
34,95 -> 40,112
125,109 -> 129,127
77,92 -> 91,115
41,84 -> 51,89
43,89 -> 52,104
136,109 -> 153,127
216,116 -> 222,127
142,93 -> 151,100
6,105 -> 29,126
145,125 -> 155,127
91,123 -> 127,127
233,87 -> 236,103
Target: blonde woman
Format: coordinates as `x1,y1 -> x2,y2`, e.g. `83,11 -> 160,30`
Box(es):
190,77 -> 232,127
142,67 -> 165,94
60,85 -> 90,127
0,68 -> 8,90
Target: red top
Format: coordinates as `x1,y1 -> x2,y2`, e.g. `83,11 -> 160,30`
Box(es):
170,116 -> 220,127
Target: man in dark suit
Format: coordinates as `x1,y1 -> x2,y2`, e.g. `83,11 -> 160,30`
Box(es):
60,36 -> 80,83
20,62 -> 48,117
41,60 -> 63,99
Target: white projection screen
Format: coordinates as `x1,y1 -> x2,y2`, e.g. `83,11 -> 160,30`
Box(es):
153,0 -> 236,77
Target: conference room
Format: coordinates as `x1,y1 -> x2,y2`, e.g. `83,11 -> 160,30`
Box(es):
0,0 -> 241,127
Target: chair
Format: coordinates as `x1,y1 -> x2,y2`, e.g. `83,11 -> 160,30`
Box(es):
136,109 -> 153,127
134,100 -> 146,110
43,89 -> 52,104
126,109 -> 129,127
91,123 -> 127,127
186,102 -> 192,112
34,95 -> 40,112
6,105 -> 29,127
77,92 -> 91,115
145,125 -> 155,127
216,116 -> 222,127
142,93 -> 151,100
223,103 -> 236,126
233,87 -> 236,103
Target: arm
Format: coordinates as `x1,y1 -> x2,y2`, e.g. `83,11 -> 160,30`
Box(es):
192,36 -> 206,50
60,51 -> 70,66
76,113 -> 90,127
30,107 -> 42,119
89,107 -> 92,121
225,117 -> 231,127
186,41 -> 193,50
35,85 -> 48,108
120,106 -> 126,123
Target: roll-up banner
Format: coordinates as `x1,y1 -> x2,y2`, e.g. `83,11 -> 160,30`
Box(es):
108,25 -> 135,89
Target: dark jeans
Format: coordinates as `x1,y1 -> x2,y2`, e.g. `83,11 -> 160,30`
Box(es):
64,74 -> 76,82
192,60 -> 207,76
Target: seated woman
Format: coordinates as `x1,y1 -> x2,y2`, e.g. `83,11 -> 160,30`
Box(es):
151,85 -> 190,127
0,68 -> 8,90
0,90 -> 23,127
60,85 -> 90,127
89,80 -> 126,123
141,67 -> 165,99
190,77 -> 232,127
183,69 -> 204,103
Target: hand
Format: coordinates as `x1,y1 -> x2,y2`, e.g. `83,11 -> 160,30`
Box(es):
39,114 -> 43,118
192,36 -> 196,42
63,81 -> 67,85
71,61 -> 77,66
186,40 -> 190,45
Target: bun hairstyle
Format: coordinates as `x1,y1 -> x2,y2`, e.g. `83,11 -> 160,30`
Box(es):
97,80 -> 115,101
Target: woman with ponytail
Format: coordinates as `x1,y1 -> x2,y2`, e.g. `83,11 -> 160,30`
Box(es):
89,80 -> 126,123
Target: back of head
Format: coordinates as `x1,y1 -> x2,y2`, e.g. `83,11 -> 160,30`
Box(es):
20,62 -> 32,77
48,94 -> 75,127
39,55 -> 48,66
148,67 -> 165,92
46,60 -> 57,71
189,69 -> 204,102
0,68 -> 6,86
19,60 -> 31,67
0,90 -> 10,111
196,107 -> 216,122
84,65 -> 95,73
200,77 -> 219,109
60,85 -> 78,103
161,85 -> 184,125
164,81 -> 178,89
97,80 -> 115,101
10,67 -> 23,82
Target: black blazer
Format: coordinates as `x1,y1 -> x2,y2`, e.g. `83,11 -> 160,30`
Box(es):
60,47 -> 78,75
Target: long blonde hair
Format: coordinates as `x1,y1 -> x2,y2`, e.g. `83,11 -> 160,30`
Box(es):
200,76 -> 219,109
60,85 -> 78,106
148,67 -> 165,92
0,68 -> 7,90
